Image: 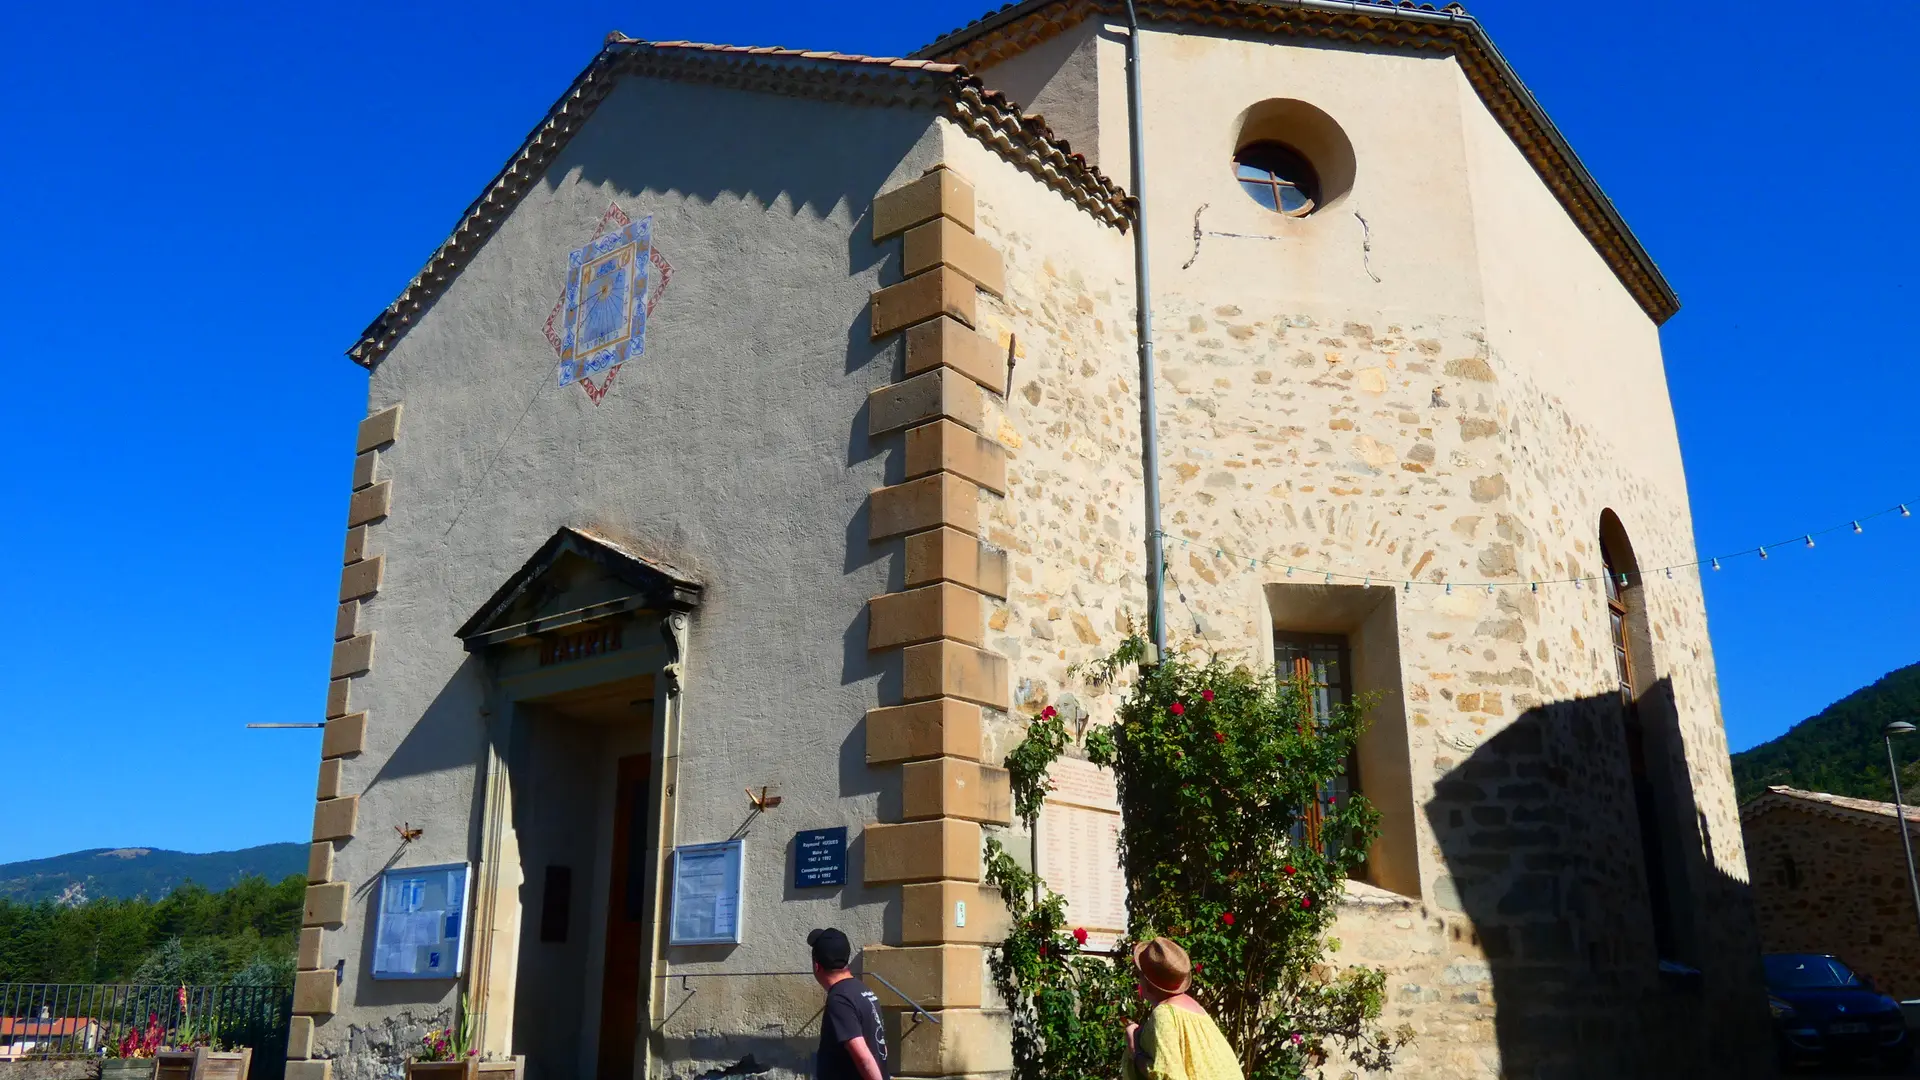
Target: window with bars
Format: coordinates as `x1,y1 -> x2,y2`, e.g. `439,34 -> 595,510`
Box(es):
1275,632 -> 1363,875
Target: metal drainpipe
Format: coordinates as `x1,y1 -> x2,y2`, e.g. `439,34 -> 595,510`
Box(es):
1123,0 -> 1167,658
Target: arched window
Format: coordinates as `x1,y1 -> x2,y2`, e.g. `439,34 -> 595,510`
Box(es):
1600,512 -> 1693,966
1603,542 -> 1635,703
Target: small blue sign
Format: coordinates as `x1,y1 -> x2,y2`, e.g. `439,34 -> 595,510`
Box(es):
795,827 -> 848,888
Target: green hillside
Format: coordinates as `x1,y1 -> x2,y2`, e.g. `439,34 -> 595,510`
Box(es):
0,875 -> 304,985
1732,661 -> 1920,804
0,844 -> 305,905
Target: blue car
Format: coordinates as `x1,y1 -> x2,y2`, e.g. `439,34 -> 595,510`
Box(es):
1765,953 -> 1911,1072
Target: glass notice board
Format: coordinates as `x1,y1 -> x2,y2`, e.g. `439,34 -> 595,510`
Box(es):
371,862 -> 471,979
670,840 -> 744,945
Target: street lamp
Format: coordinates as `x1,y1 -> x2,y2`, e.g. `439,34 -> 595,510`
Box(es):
1882,721 -> 1920,946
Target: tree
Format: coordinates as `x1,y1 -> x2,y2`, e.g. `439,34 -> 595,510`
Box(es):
986,638 -> 1412,1080
0,874 -> 302,985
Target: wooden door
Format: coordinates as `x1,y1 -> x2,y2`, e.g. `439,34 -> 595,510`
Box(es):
597,754 -> 651,1080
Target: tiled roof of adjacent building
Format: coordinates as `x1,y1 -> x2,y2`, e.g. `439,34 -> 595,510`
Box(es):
914,0 -> 1681,327
348,37 -> 1128,368
1742,785 -> 1920,830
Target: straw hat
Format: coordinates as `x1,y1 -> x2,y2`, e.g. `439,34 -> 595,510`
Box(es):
1131,937 -> 1193,996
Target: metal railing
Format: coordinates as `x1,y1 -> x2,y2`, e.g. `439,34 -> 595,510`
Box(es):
0,983 -> 290,1079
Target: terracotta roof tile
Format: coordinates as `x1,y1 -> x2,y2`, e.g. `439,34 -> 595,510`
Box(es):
618,37 -> 963,75
1743,785 -> 1920,827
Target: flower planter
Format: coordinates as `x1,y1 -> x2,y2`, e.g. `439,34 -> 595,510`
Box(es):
153,1050 -> 196,1080
404,1064 -> 475,1080
405,1056 -> 522,1080
100,1062 -> 157,1080
476,1059 -> 523,1080
152,1048 -> 252,1080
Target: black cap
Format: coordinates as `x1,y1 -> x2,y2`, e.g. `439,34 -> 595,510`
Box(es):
807,927 -> 852,970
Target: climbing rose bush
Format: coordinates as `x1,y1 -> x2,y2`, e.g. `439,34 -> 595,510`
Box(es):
985,637 -> 1413,1080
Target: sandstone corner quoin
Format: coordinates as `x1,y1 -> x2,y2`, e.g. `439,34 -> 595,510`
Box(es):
293,4 -> 1769,1079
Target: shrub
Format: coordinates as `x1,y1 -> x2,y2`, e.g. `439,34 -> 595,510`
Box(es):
985,637 -> 1413,1080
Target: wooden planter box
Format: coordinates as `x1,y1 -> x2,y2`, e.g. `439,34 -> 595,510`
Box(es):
153,1048 -> 252,1080
406,1057 -> 523,1080
100,1062 -> 157,1080
404,1064 -> 474,1080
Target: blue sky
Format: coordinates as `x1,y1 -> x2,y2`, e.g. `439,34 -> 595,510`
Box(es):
0,1 -> 1912,865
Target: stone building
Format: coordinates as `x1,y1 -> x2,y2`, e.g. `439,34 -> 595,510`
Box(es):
288,2 -> 1770,1079
1743,786 -> 1920,999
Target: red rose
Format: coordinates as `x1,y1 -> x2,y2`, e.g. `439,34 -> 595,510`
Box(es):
1194,961 -> 1204,974
1221,912 -> 1235,926
1073,927 -> 1089,945
1042,706 -> 1057,719
1039,945 -> 1049,957
1283,865 -> 1296,876
1169,702 -> 1185,716
1214,731 -> 1225,743
1301,898 -> 1312,910
1202,689 -> 1215,702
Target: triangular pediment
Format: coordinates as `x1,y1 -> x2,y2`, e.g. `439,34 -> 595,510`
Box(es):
456,527 -> 702,650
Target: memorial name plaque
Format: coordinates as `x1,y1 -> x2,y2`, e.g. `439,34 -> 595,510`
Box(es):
1038,757 -> 1126,951
794,827 -> 847,888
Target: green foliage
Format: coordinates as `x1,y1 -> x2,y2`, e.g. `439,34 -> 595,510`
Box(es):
0,874 -> 304,985
1731,661 -> 1920,803
984,836 -> 1134,1080
987,638 -> 1412,1080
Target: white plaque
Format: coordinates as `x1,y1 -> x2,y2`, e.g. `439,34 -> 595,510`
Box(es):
1047,757 -> 1119,811
1038,757 -> 1126,946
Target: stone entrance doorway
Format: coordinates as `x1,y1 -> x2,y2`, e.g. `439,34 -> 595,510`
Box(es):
507,675 -> 655,1080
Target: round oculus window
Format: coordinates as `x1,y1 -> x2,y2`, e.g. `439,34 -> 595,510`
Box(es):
1233,141 -> 1320,217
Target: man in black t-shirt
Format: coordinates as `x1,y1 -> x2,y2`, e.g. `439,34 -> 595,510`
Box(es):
808,927 -> 890,1080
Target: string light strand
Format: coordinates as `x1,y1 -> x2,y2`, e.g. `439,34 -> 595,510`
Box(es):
1152,498 -> 1918,593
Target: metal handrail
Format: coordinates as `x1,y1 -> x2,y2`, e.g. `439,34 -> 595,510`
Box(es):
864,972 -> 942,1026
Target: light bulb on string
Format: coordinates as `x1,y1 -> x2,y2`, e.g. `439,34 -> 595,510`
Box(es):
1853,522 -> 1864,534
1444,583 -> 1452,596
1531,582 -> 1539,594
1486,585 -> 1494,596
1618,572 -> 1628,588
1363,576 -> 1371,588
1759,546 -> 1769,560
1804,535 -> 1815,549
1904,505 -> 1912,518
1286,566 -> 1294,578
1324,572 -> 1333,585
1712,558 -> 1721,571
1666,568 -> 1673,579
1403,581 -> 1412,594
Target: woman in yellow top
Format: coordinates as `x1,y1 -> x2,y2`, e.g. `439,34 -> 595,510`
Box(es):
1122,937 -> 1244,1080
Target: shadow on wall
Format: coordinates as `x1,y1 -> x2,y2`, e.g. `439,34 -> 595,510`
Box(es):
1424,678 -> 1776,1080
